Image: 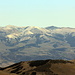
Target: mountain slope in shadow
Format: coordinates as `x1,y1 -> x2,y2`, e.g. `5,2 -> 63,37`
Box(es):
0,59 -> 75,75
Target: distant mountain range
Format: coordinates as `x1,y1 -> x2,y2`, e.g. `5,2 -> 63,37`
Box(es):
0,59 -> 75,75
0,25 -> 75,67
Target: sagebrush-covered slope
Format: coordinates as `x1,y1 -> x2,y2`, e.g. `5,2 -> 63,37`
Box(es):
0,59 -> 75,75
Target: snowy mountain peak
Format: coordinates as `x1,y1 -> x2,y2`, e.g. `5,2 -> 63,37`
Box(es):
46,26 -> 59,30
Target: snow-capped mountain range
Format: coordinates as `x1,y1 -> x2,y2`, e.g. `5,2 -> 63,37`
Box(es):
0,25 -> 75,67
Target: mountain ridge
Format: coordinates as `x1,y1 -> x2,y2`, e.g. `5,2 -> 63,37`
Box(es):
0,25 -> 75,67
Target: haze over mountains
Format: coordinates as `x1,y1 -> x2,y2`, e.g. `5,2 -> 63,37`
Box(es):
0,25 -> 75,67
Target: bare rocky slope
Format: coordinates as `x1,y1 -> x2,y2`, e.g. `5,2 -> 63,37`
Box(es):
0,25 -> 75,67
0,59 -> 75,75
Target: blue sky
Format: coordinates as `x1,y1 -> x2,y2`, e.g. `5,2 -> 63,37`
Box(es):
0,0 -> 75,27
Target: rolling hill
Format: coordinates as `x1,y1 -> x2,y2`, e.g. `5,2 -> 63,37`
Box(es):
0,59 -> 75,75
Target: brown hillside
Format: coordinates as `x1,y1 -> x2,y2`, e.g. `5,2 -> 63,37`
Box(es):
0,59 -> 75,75
0,71 -> 17,75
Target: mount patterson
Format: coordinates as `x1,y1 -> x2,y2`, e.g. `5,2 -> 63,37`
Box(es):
0,25 -> 75,67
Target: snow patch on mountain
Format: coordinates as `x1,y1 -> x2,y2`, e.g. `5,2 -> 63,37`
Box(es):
6,33 -> 19,38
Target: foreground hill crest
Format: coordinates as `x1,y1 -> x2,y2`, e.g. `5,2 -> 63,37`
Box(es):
0,59 -> 75,75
